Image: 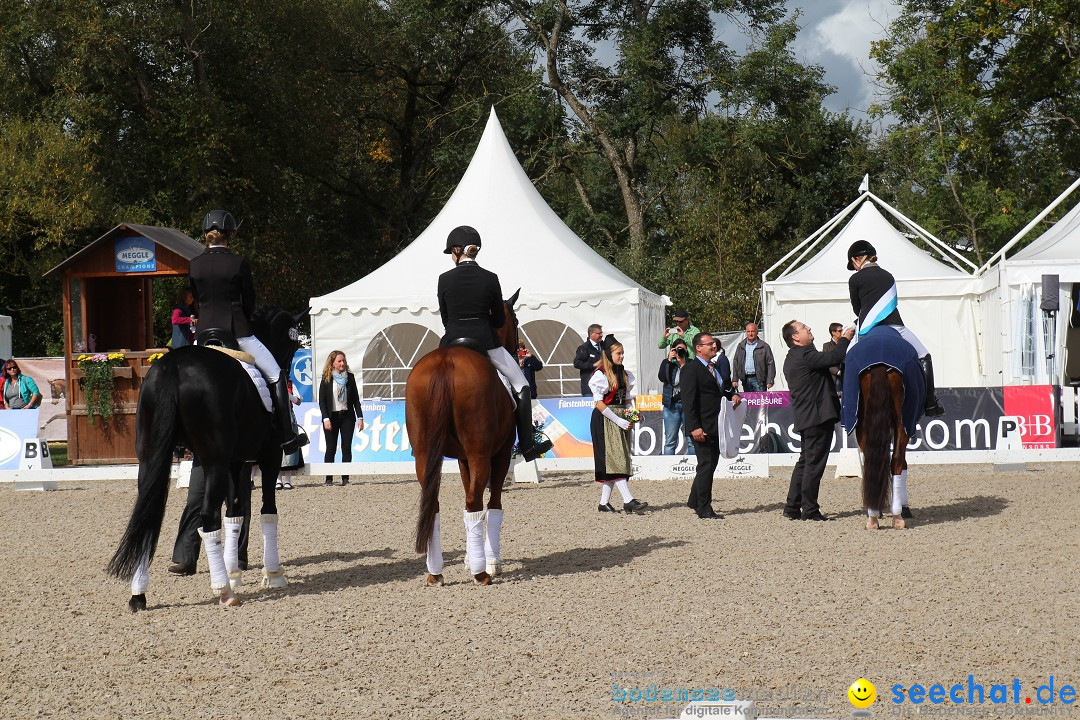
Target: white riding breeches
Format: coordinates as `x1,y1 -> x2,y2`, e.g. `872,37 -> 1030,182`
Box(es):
488,347 -> 528,393
237,335 -> 282,383
849,324 -> 928,358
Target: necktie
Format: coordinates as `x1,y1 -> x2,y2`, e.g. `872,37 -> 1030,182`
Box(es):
708,363 -> 719,384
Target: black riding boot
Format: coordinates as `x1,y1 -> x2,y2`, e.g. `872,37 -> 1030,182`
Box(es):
516,387 -> 552,462
270,378 -> 309,454
920,355 -> 945,417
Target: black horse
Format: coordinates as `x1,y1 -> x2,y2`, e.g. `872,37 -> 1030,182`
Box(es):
107,306 -> 305,610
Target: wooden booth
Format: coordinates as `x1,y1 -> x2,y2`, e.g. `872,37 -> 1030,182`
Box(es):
45,224 -> 205,465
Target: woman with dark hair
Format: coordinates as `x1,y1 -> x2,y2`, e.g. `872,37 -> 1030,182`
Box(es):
318,350 -> 364,486
2,360 -> 42,409
171,289 -> 197,348
589,335 -> 648,514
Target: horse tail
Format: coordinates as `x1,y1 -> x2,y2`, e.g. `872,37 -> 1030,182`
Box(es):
415,355 -> 453,553
107,355 -> 181,580
861,365 -> 894,515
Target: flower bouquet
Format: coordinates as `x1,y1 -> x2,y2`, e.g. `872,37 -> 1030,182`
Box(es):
620,407 -> 641,424
77,352 -> 125,425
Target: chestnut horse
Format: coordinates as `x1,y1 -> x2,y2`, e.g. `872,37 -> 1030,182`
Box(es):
856,365 -> 911,530
406,291 -> 520,586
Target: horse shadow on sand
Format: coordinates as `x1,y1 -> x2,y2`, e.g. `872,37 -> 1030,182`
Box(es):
828,494 -> 1009,524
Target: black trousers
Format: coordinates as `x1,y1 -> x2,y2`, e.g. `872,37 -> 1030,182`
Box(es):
172,460 -> 251,569
785,421 -> 834,517
323,410 -> 356,464
687,435 -> 721,512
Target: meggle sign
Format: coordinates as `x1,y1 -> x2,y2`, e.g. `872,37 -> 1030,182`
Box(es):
115,237 -> 157,272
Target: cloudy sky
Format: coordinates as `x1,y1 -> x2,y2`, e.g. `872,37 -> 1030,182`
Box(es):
720,0 -> 901,122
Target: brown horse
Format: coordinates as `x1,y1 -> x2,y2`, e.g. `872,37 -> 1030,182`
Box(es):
406,290 -> 520,586
856,365 -> 910,530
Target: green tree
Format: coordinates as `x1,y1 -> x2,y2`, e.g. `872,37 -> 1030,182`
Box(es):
871,0 -> 1080,264
503,0 -> 787,266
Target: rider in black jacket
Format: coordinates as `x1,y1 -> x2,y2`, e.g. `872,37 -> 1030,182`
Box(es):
188,210 -> 308,453
437,225 -> 552,462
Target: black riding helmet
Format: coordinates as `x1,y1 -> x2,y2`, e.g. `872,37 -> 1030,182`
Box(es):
202,210 -> 237,235
846,240 -> 876,270
444,225 -> 482,254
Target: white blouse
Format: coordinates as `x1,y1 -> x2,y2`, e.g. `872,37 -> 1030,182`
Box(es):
588,369 -> 636,405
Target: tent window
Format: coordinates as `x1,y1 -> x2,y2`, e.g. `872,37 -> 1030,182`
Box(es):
361,323 -> 440,400
519,320 -> 586,397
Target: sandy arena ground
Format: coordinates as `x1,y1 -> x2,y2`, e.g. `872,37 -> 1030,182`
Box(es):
1,463 -> 1077,720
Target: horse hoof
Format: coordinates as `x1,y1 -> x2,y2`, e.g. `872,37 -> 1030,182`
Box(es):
219,590 -> 243,607
892,516 -> 906,529
128,594 -> 147,613
227,570 -> 243,591
262,569 -> 287,588
865,517 -> 879,530
425,574 -> 444,587
486,561 -> 501,577
473,572 -> 493,586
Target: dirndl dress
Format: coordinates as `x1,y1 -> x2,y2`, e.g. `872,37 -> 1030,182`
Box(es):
591,383 -> 633,481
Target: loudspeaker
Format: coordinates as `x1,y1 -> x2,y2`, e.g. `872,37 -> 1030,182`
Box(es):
1041,274 -> 1060,312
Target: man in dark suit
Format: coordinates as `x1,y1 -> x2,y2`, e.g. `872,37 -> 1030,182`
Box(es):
572,324 -> 604,396
681,332 -> 740,519
780,320 -> 854,521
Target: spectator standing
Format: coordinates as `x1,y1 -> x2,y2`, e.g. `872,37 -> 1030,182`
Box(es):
820,322 -> 844,394
732,323 -> 776,392
517,341 -> 543,399
780,320 -> 853,521
318,351 -> 364,486
277,379 -> 303,490
657,337 -> 694,455
171,289 -> 198,348
589,335 -> 648,514
573,324 -> 604,396
658,309 -> 700,350
2,360 -> 42,409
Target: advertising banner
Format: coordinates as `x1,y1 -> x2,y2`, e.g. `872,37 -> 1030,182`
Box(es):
293,385 -> 1060,463
289,349 -> 314,402
114,237 -> 156,273
0,409 -> 41,470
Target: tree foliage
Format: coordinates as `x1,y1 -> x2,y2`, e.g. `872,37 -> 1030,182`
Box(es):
871,0 -> 1080,265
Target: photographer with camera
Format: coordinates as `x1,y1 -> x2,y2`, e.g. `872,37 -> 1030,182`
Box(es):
657,337 -> 694,455
517,340 -> 543,399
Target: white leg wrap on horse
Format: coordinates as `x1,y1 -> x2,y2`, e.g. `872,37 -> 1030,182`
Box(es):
614,478 -> 634,502
260,514 -> 280,572
464,510 -> 487,575
130,550 -> 151,595
426,513 -> 444,576
897,469 -> 909,506
199,528 -> 229,592
867,508 -> 881,518
891,475 -> 904,516
484,509 -> 503,574
599,481 -> 613,506
223,516 -> 243,589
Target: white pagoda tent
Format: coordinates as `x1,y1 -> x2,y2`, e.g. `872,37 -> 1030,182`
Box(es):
309,109 -> 668,399
762,190 -> 982,390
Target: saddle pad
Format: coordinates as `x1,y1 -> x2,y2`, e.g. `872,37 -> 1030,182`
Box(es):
208,346 -> 257,365
840,325 -> 925,436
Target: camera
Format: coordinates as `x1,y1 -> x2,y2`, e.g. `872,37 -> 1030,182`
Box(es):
517,347 -> 527,359
675,347 -> 687,358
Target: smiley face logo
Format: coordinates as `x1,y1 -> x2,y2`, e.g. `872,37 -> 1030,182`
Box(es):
848,678 -> 876,708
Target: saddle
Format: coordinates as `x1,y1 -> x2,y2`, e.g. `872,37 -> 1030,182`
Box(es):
446,337 -> 488,355
196,328 -> 240,351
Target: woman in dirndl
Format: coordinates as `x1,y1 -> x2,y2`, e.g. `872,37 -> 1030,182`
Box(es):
589,335 -> 648,514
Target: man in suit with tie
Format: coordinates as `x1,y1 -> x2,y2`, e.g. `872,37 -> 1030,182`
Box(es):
781,320 -> 854,521
573,324 -> 604,396
681,332 -> 740,519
